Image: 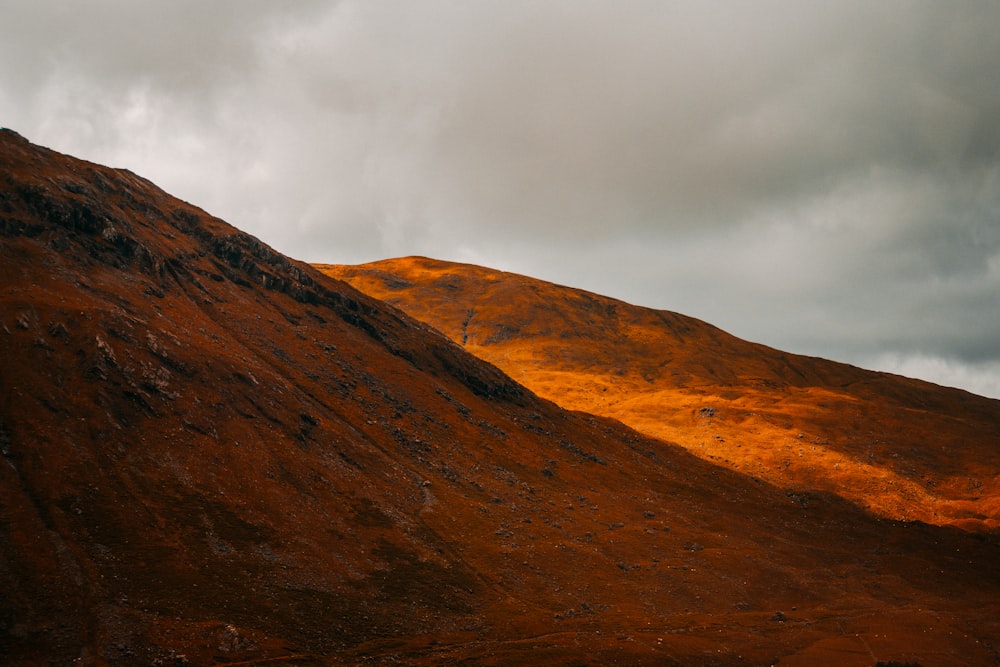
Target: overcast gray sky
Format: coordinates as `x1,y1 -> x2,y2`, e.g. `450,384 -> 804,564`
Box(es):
2,1 -> 999,398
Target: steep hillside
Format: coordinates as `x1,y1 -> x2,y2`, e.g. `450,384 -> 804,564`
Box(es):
319,257 -> 1000,531
3,132 -> 1000,666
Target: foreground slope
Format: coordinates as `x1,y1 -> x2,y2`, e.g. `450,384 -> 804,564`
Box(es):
3,132 -> 1000,666
319,257 -> 1000,531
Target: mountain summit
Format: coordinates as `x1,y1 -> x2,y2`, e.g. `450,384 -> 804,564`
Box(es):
3,131 -> 1000,665
320,256 -> 1000,532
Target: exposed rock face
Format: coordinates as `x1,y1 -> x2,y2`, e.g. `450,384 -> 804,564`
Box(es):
320,256 -> 1000,531
3,130 -> 1000,665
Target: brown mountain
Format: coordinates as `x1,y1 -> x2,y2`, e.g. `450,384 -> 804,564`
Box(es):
3,132 -> 1000,666
319,257 -> 1000,533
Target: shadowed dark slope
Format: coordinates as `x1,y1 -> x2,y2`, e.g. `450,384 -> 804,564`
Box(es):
3,132 -> 1000,666
320,256 -> 1000,532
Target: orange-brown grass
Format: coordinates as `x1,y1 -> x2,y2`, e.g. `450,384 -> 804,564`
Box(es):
5,131 -> 1000,665
319,256 -> 1000,531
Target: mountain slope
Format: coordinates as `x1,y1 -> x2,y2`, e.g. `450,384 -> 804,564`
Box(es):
318,256 -> 1000,531
3,132 -> 1000,666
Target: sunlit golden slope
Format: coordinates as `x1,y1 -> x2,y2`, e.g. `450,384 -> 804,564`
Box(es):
319,256 -> 1000,531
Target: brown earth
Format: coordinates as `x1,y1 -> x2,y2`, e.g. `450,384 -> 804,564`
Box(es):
319,257 -> 1000,533
2,130 -> 1000,666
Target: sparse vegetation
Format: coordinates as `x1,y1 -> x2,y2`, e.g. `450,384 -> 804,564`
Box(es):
4,130 -> 1000,666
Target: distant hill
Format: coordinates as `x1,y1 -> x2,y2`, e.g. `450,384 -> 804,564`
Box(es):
3,131 -> 1000,665
319,256 -> 1000,532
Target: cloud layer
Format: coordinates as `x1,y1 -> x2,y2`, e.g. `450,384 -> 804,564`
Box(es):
3,1 -> 998,397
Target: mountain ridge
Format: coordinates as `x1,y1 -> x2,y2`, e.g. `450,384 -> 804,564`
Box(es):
4,131 -> 1000,665
318,255 -> 1000,531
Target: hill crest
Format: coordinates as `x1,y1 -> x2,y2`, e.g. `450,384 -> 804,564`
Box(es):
319,255 -> 1000,531
4,132 -> 1000,664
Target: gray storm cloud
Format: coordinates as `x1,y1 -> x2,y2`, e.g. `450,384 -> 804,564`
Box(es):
1,0 -> 998,397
